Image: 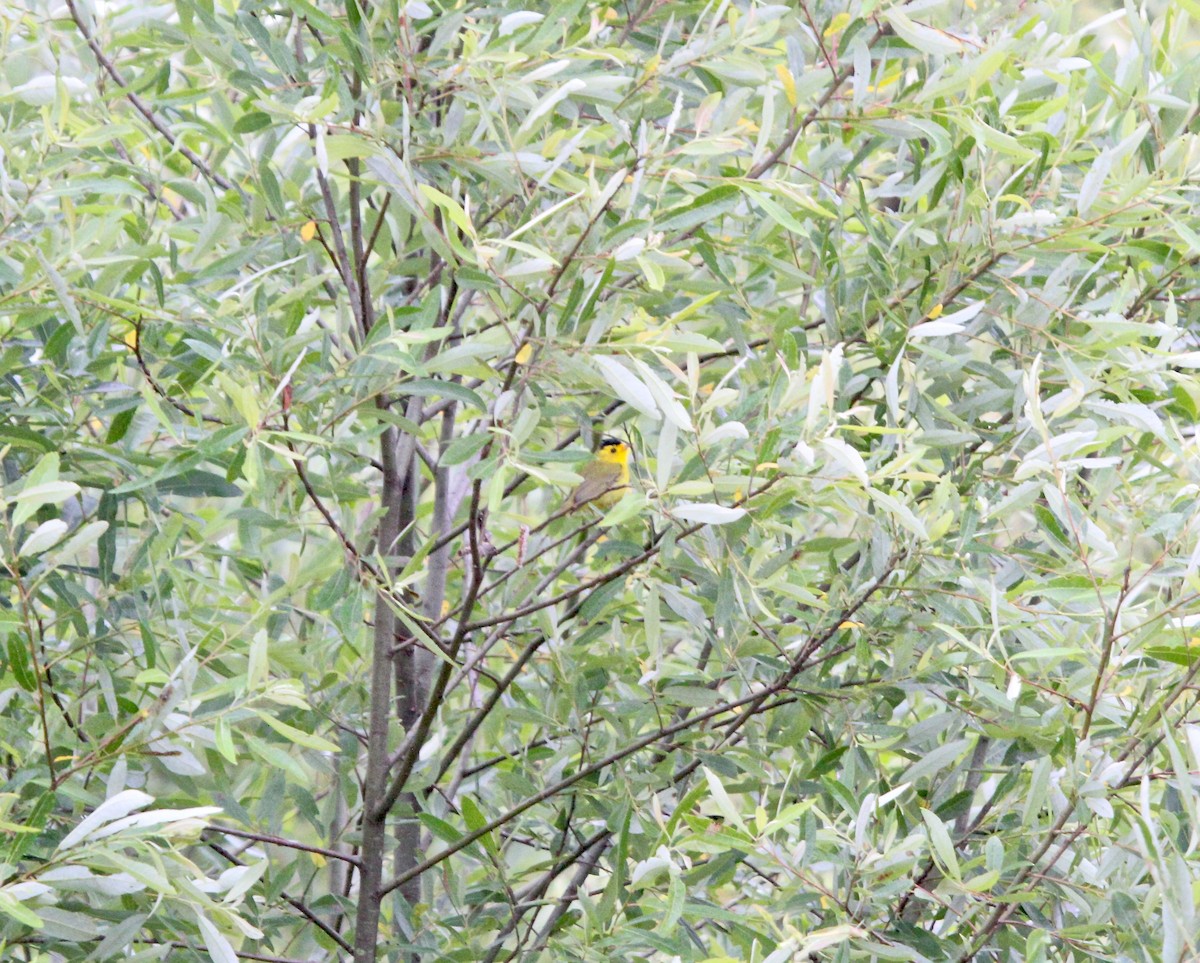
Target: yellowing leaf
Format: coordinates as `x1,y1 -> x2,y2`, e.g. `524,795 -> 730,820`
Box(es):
871,68 -> 903,92
825,12 -> 851,36
300,220 -> 318,242
123,327 -> 138,349
775,64 -> 797,108
515,343 -> 533,365
925,303 -> 944,319
418,184 -> 475,236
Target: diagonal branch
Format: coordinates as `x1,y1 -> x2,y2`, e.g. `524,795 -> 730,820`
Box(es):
205,825 -> 362,866
206,840 -> 353,954
66,0 -> 241,196
747,24 -> 891,180
130,317 -> 226,425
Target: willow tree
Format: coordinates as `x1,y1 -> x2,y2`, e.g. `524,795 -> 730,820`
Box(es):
3,0 -> 1200,961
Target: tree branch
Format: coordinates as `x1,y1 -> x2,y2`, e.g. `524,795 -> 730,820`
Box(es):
66,0 -> 241,195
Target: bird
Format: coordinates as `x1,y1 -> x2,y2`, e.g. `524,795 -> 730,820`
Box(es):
562,437 -> 631,513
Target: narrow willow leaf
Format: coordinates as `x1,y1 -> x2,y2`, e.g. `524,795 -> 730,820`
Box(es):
921,808 -> 961,880
673,503 -> 746,525
196,912 -> 238,963
0,888 -> 44,929
702,766 -> 747,832
594,354 -> 658,417
13,482 -> 79,527
254,711 -> 339,752
18,519 -> 68,558
58,791 -> 154,851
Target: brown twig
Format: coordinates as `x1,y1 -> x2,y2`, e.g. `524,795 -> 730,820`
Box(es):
130,318 -> 225,424
206,840 -> 353,953
206,825 -> 361,866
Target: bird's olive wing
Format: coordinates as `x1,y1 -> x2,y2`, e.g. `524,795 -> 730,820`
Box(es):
571,464 -> 621,507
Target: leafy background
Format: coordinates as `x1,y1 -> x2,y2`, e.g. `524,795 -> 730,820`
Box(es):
2,0 -> 1200,960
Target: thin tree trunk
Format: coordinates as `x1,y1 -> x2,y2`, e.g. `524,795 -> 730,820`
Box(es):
392,452 -> 427,924
354,424 -> 402,963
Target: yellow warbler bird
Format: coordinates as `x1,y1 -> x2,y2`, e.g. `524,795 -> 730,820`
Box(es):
563,437 -> 631,512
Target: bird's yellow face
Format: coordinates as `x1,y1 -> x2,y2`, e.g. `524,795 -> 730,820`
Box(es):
595,439 -> 630,467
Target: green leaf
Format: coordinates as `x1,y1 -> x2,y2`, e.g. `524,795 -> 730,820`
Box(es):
656,185 -> 740,233
254,711 -> 339,752
420,814 -> 463,845
0,425 -> 56,453
702,766 -> 747,833
6,635 -> 36,692
1145,646 -> 1200,667
440,433 -> 491,466
593,354 -> 658,417
460,795 -> 497,856
13,482 -> 79,527
234,111 -> 273,134
920,808 -> 961,880
402,379 -> 486,411
883,10 -> 966,55
0,888 -> 45,929
662,874 -> 685,933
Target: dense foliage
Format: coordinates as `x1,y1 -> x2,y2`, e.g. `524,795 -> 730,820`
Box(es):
3,0 -> 1200,960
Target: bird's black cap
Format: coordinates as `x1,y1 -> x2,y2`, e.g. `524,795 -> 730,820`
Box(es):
599,436 -> 622,447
